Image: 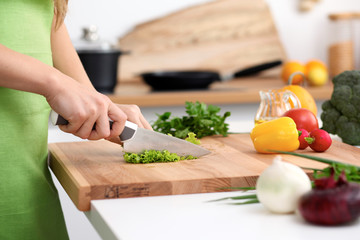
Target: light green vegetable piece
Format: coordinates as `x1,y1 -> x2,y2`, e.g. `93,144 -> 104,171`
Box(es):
124,150 -> 197,164
185,132 -> 201,145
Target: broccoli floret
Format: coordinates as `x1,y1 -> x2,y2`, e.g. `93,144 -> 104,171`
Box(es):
321,70 -> 360,145
332,70 -> 360,87
331,85 -> 357,118
320,100 -> 340,134
335,116 -> 360,145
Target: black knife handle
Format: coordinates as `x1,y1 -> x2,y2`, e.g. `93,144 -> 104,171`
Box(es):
50,110 -> 137,141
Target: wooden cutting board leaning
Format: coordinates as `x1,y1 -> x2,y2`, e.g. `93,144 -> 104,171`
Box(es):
48,134 -> 360,211
117,0 -> 286,84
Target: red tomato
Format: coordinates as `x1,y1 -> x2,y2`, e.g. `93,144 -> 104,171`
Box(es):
283,108 -> 319,132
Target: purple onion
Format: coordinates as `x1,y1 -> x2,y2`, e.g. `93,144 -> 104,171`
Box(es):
298,172 -> 360,225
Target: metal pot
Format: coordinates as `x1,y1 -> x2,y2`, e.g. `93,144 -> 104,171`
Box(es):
75,26 -> 126,93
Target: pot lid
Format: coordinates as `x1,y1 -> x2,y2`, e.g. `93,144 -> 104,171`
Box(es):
74,25 -> 119,52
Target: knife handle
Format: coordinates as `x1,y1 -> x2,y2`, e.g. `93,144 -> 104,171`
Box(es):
50,110 -> 137,141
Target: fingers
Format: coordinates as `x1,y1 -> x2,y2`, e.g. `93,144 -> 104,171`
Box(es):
53,92 -> 150,142
115,104 -> 153,130
87,112 -> 111,140
107,103 -> 127,138
104,104 -> 152,145
59,110 -> 111,140
139,114 -> 153,130
46,76 -> 131,141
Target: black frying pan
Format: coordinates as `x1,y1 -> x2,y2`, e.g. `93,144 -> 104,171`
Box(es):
140,60 -> 282,91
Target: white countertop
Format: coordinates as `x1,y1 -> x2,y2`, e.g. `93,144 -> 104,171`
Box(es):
85,191 -> 360,240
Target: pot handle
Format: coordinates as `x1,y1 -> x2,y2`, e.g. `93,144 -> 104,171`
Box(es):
233,60 -> 283,78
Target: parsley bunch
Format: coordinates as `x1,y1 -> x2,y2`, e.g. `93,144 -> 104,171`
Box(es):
152,101 -> 231,139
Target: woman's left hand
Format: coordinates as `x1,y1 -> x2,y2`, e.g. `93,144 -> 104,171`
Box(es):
106,104 -> 152,145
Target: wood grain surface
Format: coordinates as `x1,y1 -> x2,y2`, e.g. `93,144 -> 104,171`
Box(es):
49,134 -> 360,211
117,0 -> 286,83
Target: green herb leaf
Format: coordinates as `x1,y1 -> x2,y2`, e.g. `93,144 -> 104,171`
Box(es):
208,194 -> 257,202
229,199 -> 260,205
152,101 -> 231,139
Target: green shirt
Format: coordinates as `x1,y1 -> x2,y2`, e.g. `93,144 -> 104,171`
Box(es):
0,0 -> 69,239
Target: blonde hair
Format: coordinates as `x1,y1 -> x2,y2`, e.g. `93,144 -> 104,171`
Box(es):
54,0 -> 69,29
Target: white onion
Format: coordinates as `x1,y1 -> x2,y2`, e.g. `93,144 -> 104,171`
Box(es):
256,155 -> 312,214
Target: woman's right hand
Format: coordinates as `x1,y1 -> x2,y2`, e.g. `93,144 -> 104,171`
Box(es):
45,72 -> 127,140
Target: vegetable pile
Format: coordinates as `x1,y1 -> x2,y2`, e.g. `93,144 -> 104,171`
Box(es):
250,109 -> 332,153
214,152 -> 360,226
152,101 -> 231,139
321,70 -> 360,145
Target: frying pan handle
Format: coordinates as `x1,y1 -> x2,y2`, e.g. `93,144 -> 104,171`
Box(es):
49,110 -> 137,141
233,60 -> 283,78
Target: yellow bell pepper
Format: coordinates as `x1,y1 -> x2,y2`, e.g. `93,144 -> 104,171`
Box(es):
250,117 -> 299,154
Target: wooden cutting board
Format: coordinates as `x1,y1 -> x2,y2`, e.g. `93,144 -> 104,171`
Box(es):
49,134 -> 360,211
117,0 -> 286,83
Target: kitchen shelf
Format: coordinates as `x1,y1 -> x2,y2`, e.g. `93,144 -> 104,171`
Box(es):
107,76 -> 333,107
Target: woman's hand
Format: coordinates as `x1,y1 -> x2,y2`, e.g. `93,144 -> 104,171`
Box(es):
115,104 -> 152,130
45,72 -> 128,140
106,104 -> 153,145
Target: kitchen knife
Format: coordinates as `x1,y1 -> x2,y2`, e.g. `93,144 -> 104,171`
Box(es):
50,110 -> 211,158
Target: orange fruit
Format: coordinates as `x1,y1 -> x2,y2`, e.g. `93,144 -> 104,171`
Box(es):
305,59 -> 327,75
282,84 -> 317,116
305,60 -> 328,86
307,67 -> 329,86
281,61 -> 306,85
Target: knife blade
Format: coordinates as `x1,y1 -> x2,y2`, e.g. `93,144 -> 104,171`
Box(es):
50,110 -> 211,158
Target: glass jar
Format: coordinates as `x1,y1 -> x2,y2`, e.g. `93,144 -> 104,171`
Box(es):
254,89 -> 300,125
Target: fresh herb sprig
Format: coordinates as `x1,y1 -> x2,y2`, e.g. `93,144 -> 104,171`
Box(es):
271,150 -> 360,183
152,101 -> 231,139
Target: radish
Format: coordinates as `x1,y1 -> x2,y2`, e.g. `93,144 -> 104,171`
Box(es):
298,171 -> 360,225
305,129 -> 332,152
298,129 -> 309,150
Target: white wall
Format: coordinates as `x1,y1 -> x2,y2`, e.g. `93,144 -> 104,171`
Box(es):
65,0 -> 360,66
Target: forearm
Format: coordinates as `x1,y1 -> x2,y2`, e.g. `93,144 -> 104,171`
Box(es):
0,43 -> 62,97
51,17 -> 94,90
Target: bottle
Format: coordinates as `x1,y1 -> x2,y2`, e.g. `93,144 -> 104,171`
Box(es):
328,13 -> 355,77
